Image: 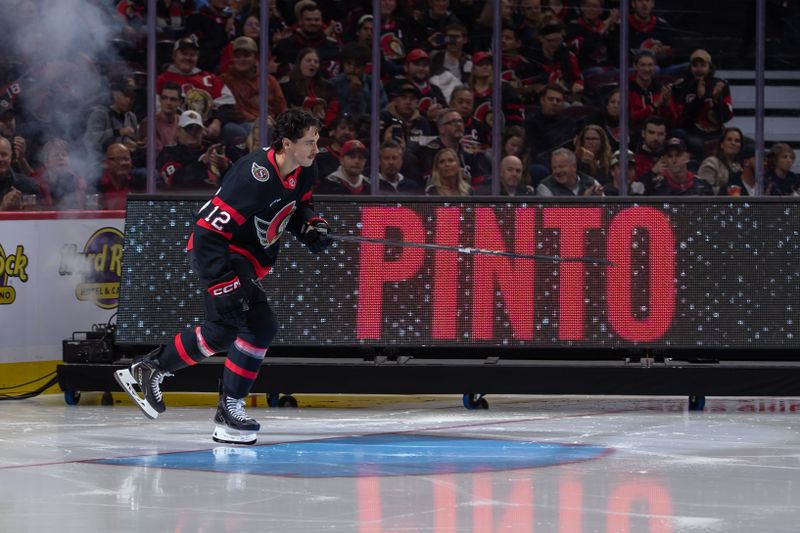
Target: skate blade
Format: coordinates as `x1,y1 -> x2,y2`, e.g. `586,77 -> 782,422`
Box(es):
114,369 -> 160,420
212,425 -> 257,445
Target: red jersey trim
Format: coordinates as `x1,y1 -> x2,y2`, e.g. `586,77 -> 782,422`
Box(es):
229,244 -> 273,278
266,148 -> 301,190
196,218 -> 233,239
212,196 -> 246,225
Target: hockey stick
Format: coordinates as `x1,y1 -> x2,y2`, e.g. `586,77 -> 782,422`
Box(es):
329,234 -> 616,266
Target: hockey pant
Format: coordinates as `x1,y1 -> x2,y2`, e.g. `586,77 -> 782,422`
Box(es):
156,253 -> 278,399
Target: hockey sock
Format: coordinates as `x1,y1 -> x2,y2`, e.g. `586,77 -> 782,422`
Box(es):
158,325 -> 231,373
222,335 -> 268,399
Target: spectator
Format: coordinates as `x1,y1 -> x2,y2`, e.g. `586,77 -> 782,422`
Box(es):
0,100 -> 34,176
468,51 -> 525,130
598,87 -> 622,150
315,114 -> 359,179
500,25 -> 543,99
156,34 -> 236,141
676,49 -> 734,153
604,149 -> 645,196
517,0 -> 544,52
472,0 -> 514,51
139,81 -> 182,157
449,85 -> 490,151
528,16 -> 584,98
380,78 -> 432,145
157,110 -> 229,189
412,0 -> 463,51
403,49 -> 449,124
317,139 -> 371,194
219,36 -> 286,148
279,48 -> 338,127
567,0 -> 621,71
32,138 -> 88,210
97,143 -> 138,210
218,12 -> 264,74
377,140 -> 422,194
328,43 -> 387,119
0,136 -> 40,211
410,108 -> 490,188
697,127 -> 744,195
377,0 -> 412,78
429,23 -> 471,82
185,0 -> 234,73
273,2 -> 341,77
350,14 -> 374,46
501,125 -> 534,185
498,155 -> 534,196
83,75 -> 142,168
573,124 -> 612,184
629,49 -> 681,132
725,143 -> 757,196
628,0 -> 674,64
523,83 -> 576,164
649,136 -> 712,195
634,115 -> 667,180
765,143 -> 800,196
537,148 -> 604,196
425,147 -> 472,196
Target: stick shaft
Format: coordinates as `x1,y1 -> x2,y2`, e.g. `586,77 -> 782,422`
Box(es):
329,234 -> 614,266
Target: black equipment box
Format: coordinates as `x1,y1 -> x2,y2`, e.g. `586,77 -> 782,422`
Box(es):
62,325 -> 117,364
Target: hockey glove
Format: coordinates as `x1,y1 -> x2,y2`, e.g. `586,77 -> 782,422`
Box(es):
299,216 -> 332,253
207,270 -> 246,322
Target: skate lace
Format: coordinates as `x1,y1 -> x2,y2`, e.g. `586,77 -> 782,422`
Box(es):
151,370 -> 173,402
225,397 -> 251,421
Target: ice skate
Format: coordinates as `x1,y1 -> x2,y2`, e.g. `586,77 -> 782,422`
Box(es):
114,349 -> 173,419
212,395 -> 260,445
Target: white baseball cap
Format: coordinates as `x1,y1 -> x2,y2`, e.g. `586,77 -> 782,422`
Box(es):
178,110 -> 204,128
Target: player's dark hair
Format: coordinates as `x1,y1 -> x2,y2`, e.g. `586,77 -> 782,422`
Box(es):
160,81 -> 181,94
271,108 -> 320,152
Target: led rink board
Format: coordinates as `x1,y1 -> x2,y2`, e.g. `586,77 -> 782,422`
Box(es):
116,197 -> 800,349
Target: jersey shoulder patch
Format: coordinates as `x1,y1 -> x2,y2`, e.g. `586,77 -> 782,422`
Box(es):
251,161 -> 270,182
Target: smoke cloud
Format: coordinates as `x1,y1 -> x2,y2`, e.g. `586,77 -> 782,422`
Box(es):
3,0 -> 127,181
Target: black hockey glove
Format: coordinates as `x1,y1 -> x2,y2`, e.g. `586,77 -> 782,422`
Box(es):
207,270 -> 246,322
299,216 -> 332,253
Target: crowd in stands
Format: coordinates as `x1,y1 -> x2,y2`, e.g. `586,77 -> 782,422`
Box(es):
1,0 -> 799,212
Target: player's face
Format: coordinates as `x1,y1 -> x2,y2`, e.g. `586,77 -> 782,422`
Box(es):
286,127 -> 320,167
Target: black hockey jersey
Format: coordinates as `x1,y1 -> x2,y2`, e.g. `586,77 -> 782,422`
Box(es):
189,147 -> 318,281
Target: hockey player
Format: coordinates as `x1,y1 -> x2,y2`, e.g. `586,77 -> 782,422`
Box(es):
115,108 -> 332,445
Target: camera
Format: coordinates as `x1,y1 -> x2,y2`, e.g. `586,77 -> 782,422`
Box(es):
434,34 -> 457,47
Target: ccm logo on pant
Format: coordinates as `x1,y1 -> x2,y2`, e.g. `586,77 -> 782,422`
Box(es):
209,278 -> 241,296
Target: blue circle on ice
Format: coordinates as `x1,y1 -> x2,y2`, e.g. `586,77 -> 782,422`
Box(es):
96,434 -> 609,477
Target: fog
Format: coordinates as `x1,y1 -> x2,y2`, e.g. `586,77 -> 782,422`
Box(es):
2,0 -> 127,178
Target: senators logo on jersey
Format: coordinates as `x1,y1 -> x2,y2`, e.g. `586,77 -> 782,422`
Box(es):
251,162 -> 270,182
255,201 -> 296,248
